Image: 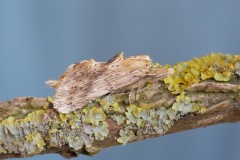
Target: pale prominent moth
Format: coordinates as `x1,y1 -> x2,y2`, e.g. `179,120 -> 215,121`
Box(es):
47,52 -> 172,113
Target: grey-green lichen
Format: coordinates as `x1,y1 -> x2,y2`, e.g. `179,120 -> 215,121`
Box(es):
0,109 -> 49,156
111,114 -> 125,125
100,88 -> 200,145
114,100 -> 196,145
172,95 -> 195,114
117,128 -> 135,145
83,122 -> 109,141
0,96 -> 111,156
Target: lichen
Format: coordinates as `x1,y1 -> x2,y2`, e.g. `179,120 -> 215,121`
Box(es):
0,116 -> 17,125
59,113 -> 68,122
199,107 -> 207,114
47,96 -> 54,104
111,115 -> 125,125
66,136 -> 83,150
82,106 -> 106,126
0,146 -> 7,154
146,82 -> 154,88
25,132 -> 46,154
116,84 -> 209,145
164,53 -> 240,94
117,128 -> 135,145
112,101 -> 122,112
100,95 -> 123,113
117,103 -> 179,145
85,146 -> 101,155
23,110 -> 46,123
0,98 -> 111,156
125,105 -> 138,125
45,131 -> 59,148
172,95 -> 194,115
0,105 -> 58,156
99,99 -> 110,111
2,53 -> 238,156
83,122 -> 109,141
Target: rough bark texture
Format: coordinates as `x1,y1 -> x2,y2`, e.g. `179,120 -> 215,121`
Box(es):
0,53 -> 239,159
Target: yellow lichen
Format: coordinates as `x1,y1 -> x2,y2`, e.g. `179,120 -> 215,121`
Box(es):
126,105 -> 150,118
49,128 -> 58,133
0,116 -> 18,125
58,112 -> 76,124
199,107 -> 207,114
164,53 -> 240,94
23,110 -> 46,123
42,96 -> 54,109
25,132 -> 46,152
83,107 -> 106,126
193,104 -> 201,112
112,101 -> 122,112
0,147 -> 7,154
43,102 -> 49,110
59,113 -> 67,122
99,99 -> 110,111
47,96 -> 54,104
146,82 -> 154,88
69,119 -> 77,128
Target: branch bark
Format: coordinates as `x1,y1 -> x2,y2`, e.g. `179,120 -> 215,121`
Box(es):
0,53 -> 239,159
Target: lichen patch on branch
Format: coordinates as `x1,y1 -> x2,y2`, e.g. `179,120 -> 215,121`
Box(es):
164,53 -> 240,94
0,53 -> 239,159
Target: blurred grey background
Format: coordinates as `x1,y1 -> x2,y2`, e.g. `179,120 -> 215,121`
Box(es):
0,0 -> 240,160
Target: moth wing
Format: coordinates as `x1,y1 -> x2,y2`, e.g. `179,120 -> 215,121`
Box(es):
51,54 -> 152,113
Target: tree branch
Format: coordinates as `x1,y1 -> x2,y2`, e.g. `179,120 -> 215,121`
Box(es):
0,53 -> 239,159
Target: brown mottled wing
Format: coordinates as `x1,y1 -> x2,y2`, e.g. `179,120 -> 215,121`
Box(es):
51,53 -> 152,113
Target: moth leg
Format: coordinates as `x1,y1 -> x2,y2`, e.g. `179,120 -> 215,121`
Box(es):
128,88 -> 140,105
128,90 -> 133,105
135,87 -> 140,102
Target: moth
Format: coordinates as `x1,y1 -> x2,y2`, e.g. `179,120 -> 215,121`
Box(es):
47,52 -> 172,113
